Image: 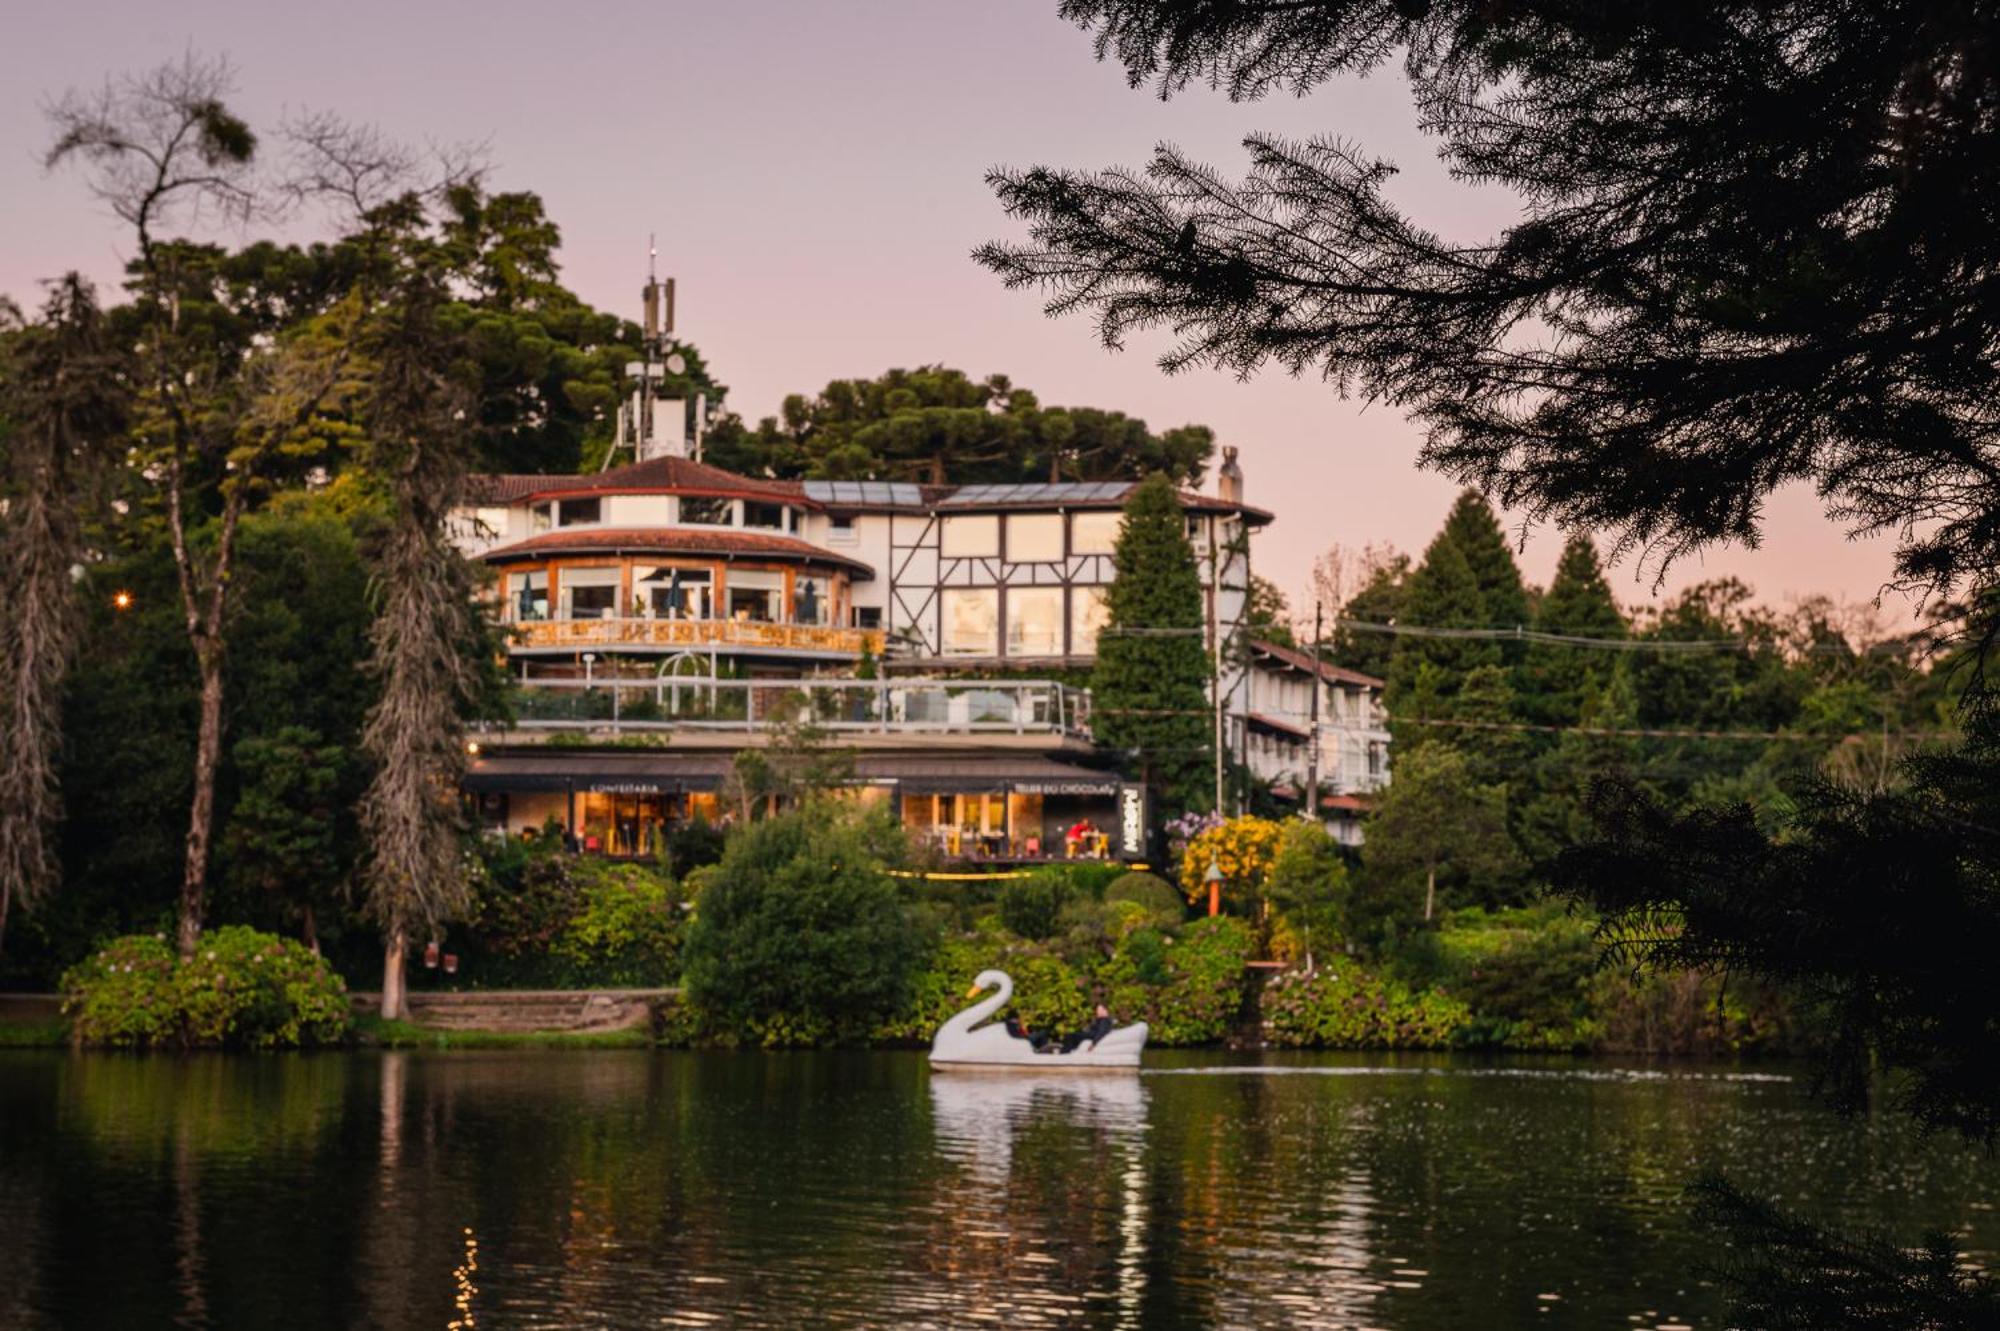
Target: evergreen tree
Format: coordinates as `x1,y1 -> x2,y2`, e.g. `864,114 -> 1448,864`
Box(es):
1385,530 -> 1491,713
1440,491 -> 1530,636
1093,472 -> 1213,816
1361,744 -> 1517,925
1522,534 -> 1627,726
1329,549 -> 1408,680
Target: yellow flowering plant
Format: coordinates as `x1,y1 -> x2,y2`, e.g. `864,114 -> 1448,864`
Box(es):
1177,815 -> 1284,906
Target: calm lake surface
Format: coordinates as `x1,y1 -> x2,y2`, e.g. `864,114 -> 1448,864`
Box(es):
2,1049 -> 1995,1329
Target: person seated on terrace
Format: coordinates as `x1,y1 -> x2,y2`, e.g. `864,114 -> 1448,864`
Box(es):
1065,818 -> 1095,858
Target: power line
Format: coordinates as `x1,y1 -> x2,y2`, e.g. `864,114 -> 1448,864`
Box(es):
1331,617 -> 1934,657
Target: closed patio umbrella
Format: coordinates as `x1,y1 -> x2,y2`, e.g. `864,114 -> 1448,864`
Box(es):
796,580 -> 819,625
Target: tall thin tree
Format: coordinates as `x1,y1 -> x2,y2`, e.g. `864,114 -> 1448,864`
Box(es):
0,277 -> 127,952
354,248 -> 482,1022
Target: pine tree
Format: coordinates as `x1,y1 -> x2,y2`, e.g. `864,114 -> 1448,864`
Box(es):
1522,534 -> 1627,726
1093,472 -> 1213,816
1385,530 -> 1491,713
1440,491 -> 1530,636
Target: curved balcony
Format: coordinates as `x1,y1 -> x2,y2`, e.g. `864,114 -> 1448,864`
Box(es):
509,616 -> 885,657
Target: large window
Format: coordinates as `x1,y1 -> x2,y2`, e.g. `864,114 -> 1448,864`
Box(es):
530,503 -> 554,534
1007,512 -> 1064,562
560,566 -> 621,620
941,515 -> 999,558
1071,510 -> 1121,555
679,495 -> 731,525
726,569 -> 783,622
1006,586 -> 1064,656
1070,585 -> 1111,656
744,501 -> 786,530
636,565 -> 711,619
793,574 -> 831,625
505,571 -> 549,622
558,496 -> 601,526
941,588 -> 998,656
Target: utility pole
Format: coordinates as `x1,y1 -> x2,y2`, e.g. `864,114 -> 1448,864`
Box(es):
1306,601 -> 1323,821
1207,517 -> 1225,816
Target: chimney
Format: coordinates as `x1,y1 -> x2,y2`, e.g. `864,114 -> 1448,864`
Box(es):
1217,446 -> 1244,505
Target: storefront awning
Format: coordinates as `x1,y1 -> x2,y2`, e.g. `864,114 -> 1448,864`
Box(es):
851,754 -> 1122,795
463,751 -> 734,794
463,750 -> 1122,797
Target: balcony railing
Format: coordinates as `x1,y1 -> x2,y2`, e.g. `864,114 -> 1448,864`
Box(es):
508,617 -> 885,656
496,676 -> 1093,739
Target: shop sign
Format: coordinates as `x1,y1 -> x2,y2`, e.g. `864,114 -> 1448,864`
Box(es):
587,781 -> 665,795
1011,780 -> 1119,796
1117,784 -> 1147,857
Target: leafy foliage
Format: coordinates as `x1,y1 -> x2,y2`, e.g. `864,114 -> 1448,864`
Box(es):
1262,964 -> 1470,1050
63,925 -> 350,1048
1175,815 -> 1282,905
998,867 -> 1079,942
704,364 -> 1211,485
681,804 -> 923,1046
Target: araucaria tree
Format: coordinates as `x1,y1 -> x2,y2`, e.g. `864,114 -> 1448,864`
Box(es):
0,279 -> 126,953
354,251 -> 482,1023
1093,472 -> 1213,815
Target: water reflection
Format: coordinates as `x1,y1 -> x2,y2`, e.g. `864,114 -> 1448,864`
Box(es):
928,1074 -> 1150,1326
2,1050 -> 1999,1329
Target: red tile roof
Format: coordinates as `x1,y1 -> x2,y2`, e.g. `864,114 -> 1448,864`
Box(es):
1246,638 -> 1385,689
479,527 -> 875,577
469,456 -> 811,507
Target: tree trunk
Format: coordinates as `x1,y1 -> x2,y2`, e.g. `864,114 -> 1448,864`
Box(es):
176,646 -> 227,958
1424,864 -> 1436,922
380,925 -> 408,1022
301,903 -> 319,956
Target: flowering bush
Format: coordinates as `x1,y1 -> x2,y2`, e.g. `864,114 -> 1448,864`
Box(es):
1176,815 -> 1284,906
64,927 -> 351,1048
1261,964 -> 1469,1049
550,862 -> 685,985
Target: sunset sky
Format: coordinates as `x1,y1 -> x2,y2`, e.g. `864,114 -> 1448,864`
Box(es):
0,1 -> 1912,627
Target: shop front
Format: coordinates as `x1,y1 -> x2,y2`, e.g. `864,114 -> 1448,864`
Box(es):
464,749 -> 1148,866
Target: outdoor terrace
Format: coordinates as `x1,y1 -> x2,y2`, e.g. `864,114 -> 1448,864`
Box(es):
510,618 -> 886,657
490,675 -> 1093,743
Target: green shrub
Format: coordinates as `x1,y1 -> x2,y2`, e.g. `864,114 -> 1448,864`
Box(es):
999,867 -> 1076,941
470,842 -> 579,957
1262,964 -> 1469,1049
61,934 -> 179,1046
1100,916 -> 1256,1044
1104,871 -> 1184,927
64,927 -> 351,1048
1432,907 -> 1600,1049
879,929 -> 1091,1044
550,861 -> 685,986
682,803 -> 925,1046
662,817 -> 727,877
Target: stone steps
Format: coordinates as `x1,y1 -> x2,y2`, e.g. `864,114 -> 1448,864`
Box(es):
349,988 -> 678,1034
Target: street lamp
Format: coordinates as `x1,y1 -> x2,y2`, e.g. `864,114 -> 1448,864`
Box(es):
582,652 -> 596,685
1204,859 -> 1224,919
111,590 -> 134,612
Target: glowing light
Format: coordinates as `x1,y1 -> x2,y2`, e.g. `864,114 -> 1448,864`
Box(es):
111,590 -> 134,612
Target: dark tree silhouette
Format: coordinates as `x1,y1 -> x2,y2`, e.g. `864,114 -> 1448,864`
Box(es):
979,3 -> 2000,621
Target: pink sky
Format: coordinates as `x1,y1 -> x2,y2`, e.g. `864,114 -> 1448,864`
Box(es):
0,1 -> 1913,628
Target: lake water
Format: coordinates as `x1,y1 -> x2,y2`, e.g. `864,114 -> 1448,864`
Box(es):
2,1049 -> 1994,1329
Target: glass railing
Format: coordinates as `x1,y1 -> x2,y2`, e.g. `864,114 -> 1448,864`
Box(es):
494,677 -> 1092,739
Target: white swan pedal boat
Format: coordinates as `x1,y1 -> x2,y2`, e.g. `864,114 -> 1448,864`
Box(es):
929,969 -> 1148,1071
